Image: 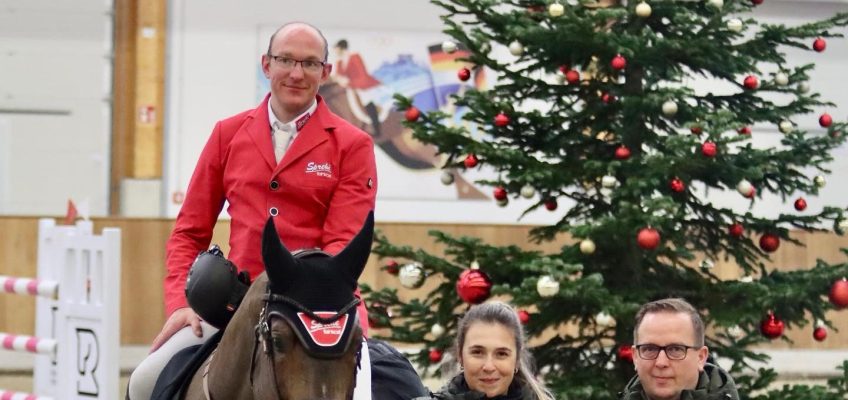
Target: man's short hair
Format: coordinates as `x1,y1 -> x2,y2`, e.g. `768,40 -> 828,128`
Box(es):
266,22 -> 329,61
633,298 -> 705,347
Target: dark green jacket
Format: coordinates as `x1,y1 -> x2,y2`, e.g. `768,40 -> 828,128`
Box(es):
619,363 -> 740,400
415,374 -> 534,400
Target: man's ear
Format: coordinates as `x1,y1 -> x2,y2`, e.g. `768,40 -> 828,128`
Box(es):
697,346 -> 709,371
261,54 -> 272,78
320,63 -> 332,82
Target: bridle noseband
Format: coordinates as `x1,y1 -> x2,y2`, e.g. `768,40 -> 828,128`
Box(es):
249,288 -> 362,399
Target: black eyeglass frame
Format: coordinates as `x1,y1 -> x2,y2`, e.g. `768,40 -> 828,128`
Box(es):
633,343 -> 702,360
267,54 -> 327,72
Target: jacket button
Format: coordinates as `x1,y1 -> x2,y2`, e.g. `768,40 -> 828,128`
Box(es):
269,207 -> 278,216
270,180 -> 279,190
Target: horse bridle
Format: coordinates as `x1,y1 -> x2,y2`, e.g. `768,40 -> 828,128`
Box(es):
249,289 -> 362,400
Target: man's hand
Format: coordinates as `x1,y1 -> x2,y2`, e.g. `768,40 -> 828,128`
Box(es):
150,307 -> 203,353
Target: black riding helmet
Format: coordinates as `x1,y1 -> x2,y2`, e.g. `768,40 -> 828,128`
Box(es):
185,245 -> 250,329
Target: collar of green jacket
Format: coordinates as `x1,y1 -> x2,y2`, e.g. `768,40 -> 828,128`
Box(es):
619,362 -> 740,400
419,373 -> 533,400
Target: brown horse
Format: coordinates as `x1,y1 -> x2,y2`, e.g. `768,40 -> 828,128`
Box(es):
182,213 -> 373,399
320,81 -> 486,200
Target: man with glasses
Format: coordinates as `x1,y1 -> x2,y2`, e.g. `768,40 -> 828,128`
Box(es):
620,298 -> 739,400
127,21 -> 377,399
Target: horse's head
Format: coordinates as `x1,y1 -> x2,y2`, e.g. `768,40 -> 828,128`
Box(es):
251,211 -> 373,399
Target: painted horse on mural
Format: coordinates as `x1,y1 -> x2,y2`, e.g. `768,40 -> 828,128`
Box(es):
319,81 -> 486,200
151,211 -> 427,399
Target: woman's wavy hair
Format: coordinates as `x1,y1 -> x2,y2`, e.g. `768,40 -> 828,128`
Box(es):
453,301 -> 555,400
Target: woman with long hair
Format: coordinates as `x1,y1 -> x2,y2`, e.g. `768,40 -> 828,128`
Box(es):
416,301 -> 555,400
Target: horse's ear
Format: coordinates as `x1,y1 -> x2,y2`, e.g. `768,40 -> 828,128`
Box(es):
332,211 -> 374,284
262,217 -> 296,287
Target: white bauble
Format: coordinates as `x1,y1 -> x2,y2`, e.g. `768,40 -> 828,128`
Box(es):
839,219 -> 848,232
399,262 -> 425,289
779,120 -> 793,134
536,276 -> 560,297
736,180 -> 753,196
430,323 -> 446,337
520,184 -> 536,199
508,40 -> 524,56
441,40 -> 458,54
635,2 -> 652,17
601,175 -> 618,188
661,100 -> 678,117
440,171 -> 455,185
739,275 -> 754,283
774,72 -> 789,86
579,239 -> 596,254
549,2 -> 565,17
727,325 -> 744,338
814,175 -> 826,188
707,0 -> 723,9
798,82 -> 810,93
595,312 -> 615,327
727,18 -> 743,32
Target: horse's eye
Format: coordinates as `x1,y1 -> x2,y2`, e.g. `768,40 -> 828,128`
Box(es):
272,335 -> 286,352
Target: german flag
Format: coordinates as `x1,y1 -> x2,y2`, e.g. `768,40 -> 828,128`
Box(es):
428,43 -> 486,88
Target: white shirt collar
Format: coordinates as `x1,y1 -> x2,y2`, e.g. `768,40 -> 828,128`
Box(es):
268,98 -> 318,134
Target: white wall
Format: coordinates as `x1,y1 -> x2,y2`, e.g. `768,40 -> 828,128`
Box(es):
0,0 -> 113,216
164,0 -> 848,224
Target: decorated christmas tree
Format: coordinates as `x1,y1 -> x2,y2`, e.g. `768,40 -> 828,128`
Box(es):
362,0 -> 848,398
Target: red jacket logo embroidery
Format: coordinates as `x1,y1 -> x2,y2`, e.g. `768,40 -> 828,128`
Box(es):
305,162 -> 333,178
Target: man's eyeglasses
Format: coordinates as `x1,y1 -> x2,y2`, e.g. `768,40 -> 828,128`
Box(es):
268,55 -> 326,73
634,344 -> 700,360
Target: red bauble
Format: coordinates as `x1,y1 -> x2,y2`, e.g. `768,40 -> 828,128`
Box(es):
544,198 -> 558,211
744,186 -> 756,199
760,313 -> 785,339
494,112 -> 510,127
617,344 -> 634,363
743,75 -> 759,90
751,0 -> 764,4
690,126 -> 702,135
637,227 -> 661,250
464,154 -> 479,168
819,113 -> 833,128
385,260 -> 400,275
457,67 -> 471,82
611,54 -> 627,70
602,93 -> 616,103
566,69 -> 581,84
794,197 -> 807,211
669,177 -> 685,193
518,310 -> 530,325
728,223 -> 744,238
738,126 -> 752,135
813,326 -> 828,341
493,186 -> 508,201
759,233 -> 780,253
615,145 -> 631,160
813,37 -> 827,52
428,348 -> 443,363
367,302 -> 391,328
456,269 -> 493,304
404,106 -> 421,122
701,141 -> 717,157
829,278 -> 848,309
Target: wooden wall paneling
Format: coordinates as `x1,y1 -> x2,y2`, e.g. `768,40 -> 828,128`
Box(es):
1,217 -> 847,348
110,0 -> 138,214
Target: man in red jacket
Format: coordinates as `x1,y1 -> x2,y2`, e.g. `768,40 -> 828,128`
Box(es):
128,21 -> 377,399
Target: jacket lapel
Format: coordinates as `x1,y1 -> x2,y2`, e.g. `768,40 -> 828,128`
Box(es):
274,96 -> 335,175
246,93 -> 277,170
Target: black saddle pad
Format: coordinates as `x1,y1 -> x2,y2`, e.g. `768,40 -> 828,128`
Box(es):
368,338 -> 429,399
150,330 -> 224,400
